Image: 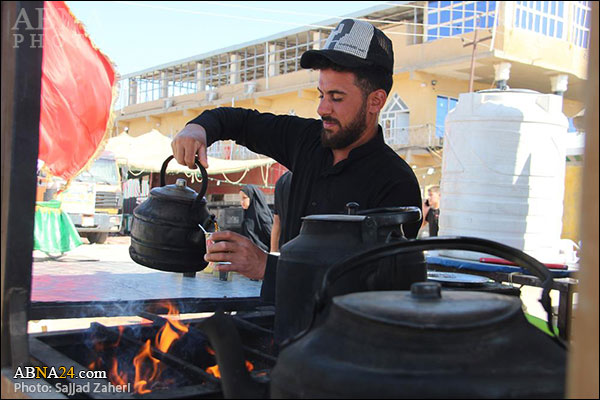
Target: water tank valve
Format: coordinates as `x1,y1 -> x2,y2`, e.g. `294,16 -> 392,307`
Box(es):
493,62 -> 511,90
550,74 -> 569,96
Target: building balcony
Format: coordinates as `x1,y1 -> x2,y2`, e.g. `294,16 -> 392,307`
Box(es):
114,1 -> 590,132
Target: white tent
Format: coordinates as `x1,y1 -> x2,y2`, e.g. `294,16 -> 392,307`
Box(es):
105,129 -> 276,175
104,131 -> 135,163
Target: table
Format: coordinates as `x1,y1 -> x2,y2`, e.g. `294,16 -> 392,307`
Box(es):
427,255 -> 578,341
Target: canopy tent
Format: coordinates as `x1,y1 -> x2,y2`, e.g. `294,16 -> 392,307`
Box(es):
105,129 -> 276,175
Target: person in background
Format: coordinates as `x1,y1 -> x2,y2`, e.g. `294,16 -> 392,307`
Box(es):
239,185 -> 273,252
270,171 -> 292,253
421,185 -> 440,237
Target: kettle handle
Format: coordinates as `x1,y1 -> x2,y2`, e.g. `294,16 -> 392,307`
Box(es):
160,155 -> 209,201
358,206 -> 422,225
283,237 -> 564,350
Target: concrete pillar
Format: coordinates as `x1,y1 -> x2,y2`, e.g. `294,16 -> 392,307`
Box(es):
501,1 -> 514,33
160,71 -> 168,98
128,78 -> 138,106
268,44 -> 280,77
229,54 -> 241,85
312,31 -> 322,50
196,62 -> 206,91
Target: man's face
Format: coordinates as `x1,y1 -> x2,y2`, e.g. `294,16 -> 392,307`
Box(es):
428,190 -> 440,206
317,69 -> 368,149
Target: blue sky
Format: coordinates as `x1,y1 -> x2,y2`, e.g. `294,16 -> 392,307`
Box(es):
65,1 -> 388,76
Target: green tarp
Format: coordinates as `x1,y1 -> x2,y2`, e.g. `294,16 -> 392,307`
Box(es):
34,200 -> 82,255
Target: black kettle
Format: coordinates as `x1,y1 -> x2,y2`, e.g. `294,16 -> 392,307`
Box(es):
129,155 -> 215,272
199,237 -> 566,399
274,203 -> 426,343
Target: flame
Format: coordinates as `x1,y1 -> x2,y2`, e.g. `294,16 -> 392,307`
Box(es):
110,358 -> 128,389
205,360 -> 254,379
114,326 -> 125,347
133,339 -> 161,395
206,365 -> 221,378
160,301 -> 189,334
155,321 -> 184,354
87,301 -> 190,395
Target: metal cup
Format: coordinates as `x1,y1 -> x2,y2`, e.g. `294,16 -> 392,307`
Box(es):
205,232 -> 231,280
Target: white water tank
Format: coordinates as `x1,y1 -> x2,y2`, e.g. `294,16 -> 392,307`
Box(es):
439,89 -> 569,263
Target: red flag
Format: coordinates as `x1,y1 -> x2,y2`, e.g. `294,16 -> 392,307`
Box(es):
39,1 -> 116,180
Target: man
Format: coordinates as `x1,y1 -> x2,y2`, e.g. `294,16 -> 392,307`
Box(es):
171,19 -> 422,300
421,185 -> 440,237
270,171 -> 292,253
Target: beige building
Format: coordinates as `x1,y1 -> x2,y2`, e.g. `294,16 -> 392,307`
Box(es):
114,1 -> 589,241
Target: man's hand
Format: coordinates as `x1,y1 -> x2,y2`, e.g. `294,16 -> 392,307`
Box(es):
205,231 -> 268,280
421,200 -> 430,229
171,123 -> 209,169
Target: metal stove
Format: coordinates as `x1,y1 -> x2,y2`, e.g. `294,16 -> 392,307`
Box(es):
26,298 -> 276,398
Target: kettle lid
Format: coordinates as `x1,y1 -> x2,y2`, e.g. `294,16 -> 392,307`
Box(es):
302,214 -> 371,223
151,178 -> 200,203
333,282 -> 521,330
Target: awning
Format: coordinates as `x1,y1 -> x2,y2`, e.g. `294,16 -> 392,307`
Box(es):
105,129 -> 276,175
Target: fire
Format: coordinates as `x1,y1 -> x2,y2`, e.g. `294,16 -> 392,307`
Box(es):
155,320 -> 184,354
206,365 -> 221,379
205,360 -> 254,379
246,360 -> 254,372
110,358 -> 128,388
87,301 -> 189,395
160,301 -> 189,336
133,340 -> 160,395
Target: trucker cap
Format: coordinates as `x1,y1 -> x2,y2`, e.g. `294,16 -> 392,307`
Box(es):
300,19 -> 394,74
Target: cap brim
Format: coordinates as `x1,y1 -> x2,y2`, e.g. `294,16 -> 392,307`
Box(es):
300,49 -> 373,70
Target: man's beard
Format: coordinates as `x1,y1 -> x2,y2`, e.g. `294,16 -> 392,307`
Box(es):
321,104 -> 367,149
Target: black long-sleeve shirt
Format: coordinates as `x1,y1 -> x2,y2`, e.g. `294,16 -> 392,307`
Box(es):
187,107 -> 422,300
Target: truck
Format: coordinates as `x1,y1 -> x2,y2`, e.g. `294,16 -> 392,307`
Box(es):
57,151 -> 123,244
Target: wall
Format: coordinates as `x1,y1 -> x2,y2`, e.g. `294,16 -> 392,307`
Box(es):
116,11 -> 587,235
562,164 -> 583,242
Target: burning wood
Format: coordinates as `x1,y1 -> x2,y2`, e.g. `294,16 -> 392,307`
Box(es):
87,301 -> 190,394
204,345 -> 254,379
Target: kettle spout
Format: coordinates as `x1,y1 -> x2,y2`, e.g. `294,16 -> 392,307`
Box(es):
190,214 -> 217,246
189,229 -> 205,246
198,310 -> 268,399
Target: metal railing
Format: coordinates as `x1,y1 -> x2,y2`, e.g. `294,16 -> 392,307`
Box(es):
206,140 -> 264,160
116,30 -> 329,110
384,124 -> 441,149
205,123 -> 441,160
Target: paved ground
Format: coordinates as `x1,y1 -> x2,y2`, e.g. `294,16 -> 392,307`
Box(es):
30,235 -> 262,332
31,235 -> 262,302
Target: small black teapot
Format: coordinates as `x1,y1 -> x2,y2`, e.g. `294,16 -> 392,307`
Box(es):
129,155 -> 215,272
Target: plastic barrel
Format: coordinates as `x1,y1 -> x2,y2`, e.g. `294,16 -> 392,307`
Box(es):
439,89 -> 568,263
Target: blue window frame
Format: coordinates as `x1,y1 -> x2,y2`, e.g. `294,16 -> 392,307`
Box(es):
567,118 -> 577,133
426,1 -> 497,42
514,1 -> 590,48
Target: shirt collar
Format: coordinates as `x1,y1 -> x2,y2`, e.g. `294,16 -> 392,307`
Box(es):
322,125 -> 386,176
347,125 -> 386,160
